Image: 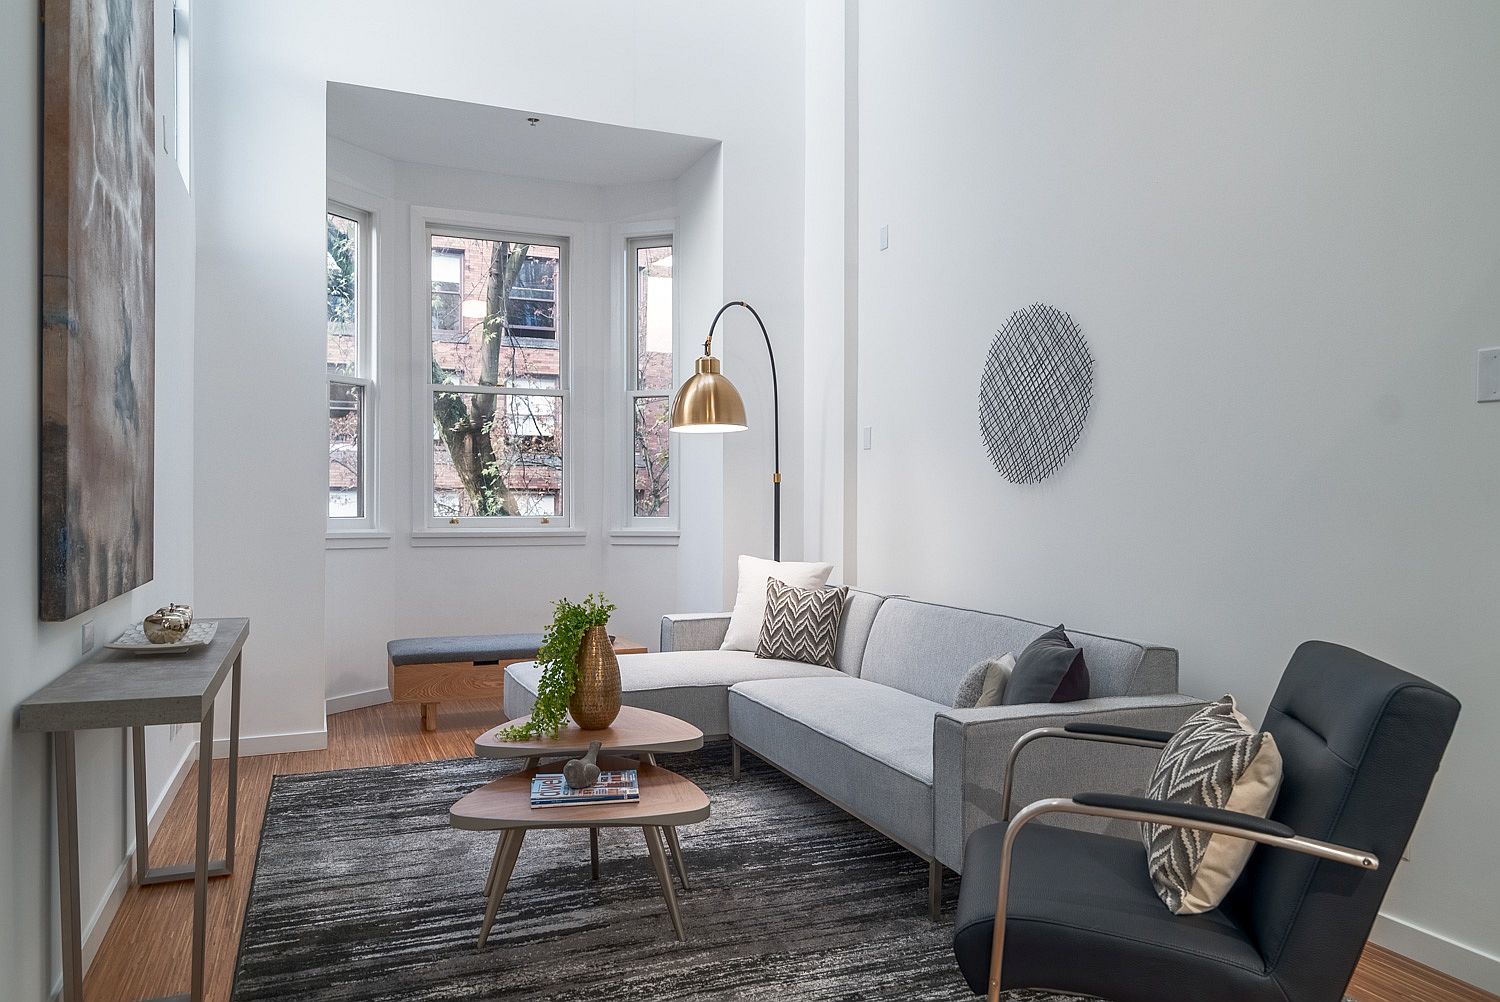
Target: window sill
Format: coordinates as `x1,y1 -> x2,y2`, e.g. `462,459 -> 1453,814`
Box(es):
609,528 -> 681,547
410,528 -> 588,548
326,530 -> 392,550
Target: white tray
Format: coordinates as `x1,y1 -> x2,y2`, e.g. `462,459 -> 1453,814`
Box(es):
107,620 -> 219,654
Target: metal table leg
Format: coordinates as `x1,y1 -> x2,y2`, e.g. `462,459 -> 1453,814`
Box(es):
131,660 -> 241,886
189,702 -> 214,1002
224,653 -> 241,871
55,731 -> 83,1002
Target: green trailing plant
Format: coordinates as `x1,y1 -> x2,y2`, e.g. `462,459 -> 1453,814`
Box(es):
500,593 -> 616,740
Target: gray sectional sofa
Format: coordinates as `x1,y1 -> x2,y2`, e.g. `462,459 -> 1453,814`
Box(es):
504,590 -> 1206,916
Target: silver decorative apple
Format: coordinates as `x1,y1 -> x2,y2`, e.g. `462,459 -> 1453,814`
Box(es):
143,604 -> 193,644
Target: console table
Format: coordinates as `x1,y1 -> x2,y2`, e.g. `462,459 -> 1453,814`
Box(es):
17,618 -> 249,1002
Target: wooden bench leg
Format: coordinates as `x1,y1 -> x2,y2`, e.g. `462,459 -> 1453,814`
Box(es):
421,703 -> 439,732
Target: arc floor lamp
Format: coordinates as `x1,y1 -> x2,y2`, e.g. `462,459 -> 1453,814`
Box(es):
669,300 -> 782,560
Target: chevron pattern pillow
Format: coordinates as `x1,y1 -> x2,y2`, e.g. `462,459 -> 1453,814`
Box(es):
755,579 -> 848,667
1142,695 -> 1283,915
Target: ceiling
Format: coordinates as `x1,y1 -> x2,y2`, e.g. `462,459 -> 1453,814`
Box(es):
326,84 -> 719,187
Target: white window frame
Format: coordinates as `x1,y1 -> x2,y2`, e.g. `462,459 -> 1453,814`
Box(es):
410,207 -> 582,543
167,0 -> 191,185
326,199 -> 379,536
612,222 -> 680,541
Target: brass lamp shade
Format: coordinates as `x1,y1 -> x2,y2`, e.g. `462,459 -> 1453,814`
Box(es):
670,354 -> 748,433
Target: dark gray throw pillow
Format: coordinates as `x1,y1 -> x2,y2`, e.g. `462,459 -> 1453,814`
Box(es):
1001,624 -> 1089,704
755,578 -> 848,667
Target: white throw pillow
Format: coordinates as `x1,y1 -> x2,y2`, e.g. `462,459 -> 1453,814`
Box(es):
721,555 -> 834,651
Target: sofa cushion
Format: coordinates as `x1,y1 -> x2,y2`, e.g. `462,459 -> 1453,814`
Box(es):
504,650 -> 842,738
757,579 -> 847,667
727,676 -> 942,855
721,555 -> 834,651
859,598 -> 1169,704
833,589 -> 885,677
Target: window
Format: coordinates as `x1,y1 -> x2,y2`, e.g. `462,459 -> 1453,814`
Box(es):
625,236 -> 673,522
426,228 -> 568,527
327,205 -> 375,528
168,0 -> 190,184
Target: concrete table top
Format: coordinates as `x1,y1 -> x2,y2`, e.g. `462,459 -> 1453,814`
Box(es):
16,618 -> 250,733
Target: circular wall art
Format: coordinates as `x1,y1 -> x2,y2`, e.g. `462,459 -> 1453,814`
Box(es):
978,303 -> 1094,484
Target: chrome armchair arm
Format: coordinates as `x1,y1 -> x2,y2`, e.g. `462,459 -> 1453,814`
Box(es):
983,795 -> 1380,1002
999,724 -> 1169,822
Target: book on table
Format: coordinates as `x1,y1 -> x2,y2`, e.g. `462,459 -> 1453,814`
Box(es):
530,769 -> 640,808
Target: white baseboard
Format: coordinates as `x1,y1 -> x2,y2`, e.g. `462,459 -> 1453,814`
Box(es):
326,686 -> 391,715
1372,911 -> 1500,994
212,727 -> 327,758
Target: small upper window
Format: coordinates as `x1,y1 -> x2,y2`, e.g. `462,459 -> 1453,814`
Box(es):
169,0 -> 191,185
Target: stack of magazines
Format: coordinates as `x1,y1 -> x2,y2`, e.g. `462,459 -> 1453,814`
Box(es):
529,769 -> 640,809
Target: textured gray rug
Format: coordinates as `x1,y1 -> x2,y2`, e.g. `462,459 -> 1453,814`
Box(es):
229,744 -> 1293,1002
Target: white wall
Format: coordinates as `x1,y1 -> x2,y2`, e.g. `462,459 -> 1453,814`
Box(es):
323,139 -> 701,702
193,1 -> 806,748
2,2 -> 198,996
802,0 -> 860,581
850,0 -> 1500,987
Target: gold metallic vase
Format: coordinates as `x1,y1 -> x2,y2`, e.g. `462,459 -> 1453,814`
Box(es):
568,625 -> 621,729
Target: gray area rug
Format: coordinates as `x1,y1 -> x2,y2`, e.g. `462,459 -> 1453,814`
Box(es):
231,744 -> 1344,1002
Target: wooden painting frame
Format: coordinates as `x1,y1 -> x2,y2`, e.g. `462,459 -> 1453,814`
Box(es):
40,0 -> 156,621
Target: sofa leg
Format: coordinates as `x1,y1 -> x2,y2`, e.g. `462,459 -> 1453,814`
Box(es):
732,741 -> 741,782
928,859 -> 942,921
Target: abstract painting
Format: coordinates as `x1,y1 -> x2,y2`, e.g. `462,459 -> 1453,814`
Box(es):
40,0 -> 156,621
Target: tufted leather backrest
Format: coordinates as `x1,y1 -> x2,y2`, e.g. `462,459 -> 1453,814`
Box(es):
1222,642 -> 1459,1002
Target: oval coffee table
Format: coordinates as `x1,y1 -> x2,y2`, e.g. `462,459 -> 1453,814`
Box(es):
450,756 -> 710,945
473,707 -> 704,886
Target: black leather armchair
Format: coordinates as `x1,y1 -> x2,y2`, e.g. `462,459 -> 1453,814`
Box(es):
953,641 -> 1460,1002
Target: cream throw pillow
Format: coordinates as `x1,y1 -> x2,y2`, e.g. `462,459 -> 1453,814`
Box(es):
721,555 -> 834,652
1142,695 -> 1284,915
978,653 -> 1016,707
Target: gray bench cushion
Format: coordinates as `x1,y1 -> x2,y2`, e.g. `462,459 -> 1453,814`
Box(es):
504,650 -> 842,738
387,633 -> 544,666
727,676 -> 941,856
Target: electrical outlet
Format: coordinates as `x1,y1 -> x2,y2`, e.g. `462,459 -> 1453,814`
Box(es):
81,620 -> 94,654
878,224 -> 889,251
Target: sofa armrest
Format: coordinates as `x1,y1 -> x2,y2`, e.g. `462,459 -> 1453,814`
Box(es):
932,693 -> 1208,871
660,613 -> 731,653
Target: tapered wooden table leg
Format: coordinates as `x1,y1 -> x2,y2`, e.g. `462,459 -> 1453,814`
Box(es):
477,829 -> 525,949
643,826 -> 686,941
664,826 -> 689,890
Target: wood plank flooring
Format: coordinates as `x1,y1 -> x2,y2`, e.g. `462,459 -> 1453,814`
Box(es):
83,698 -> 1495,1002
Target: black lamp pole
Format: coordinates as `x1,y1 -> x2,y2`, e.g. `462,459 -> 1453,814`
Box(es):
704,301 -> 780,560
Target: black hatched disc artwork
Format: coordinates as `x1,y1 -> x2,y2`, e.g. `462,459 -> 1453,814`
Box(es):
979,304 -> 1094,484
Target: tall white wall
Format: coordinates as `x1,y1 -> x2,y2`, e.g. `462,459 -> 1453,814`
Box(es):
193,1 -> 806,748
324,140 -> 699,702
801,0 -> 858,581
852,0 -> 1500,987
2,2 -> 198,996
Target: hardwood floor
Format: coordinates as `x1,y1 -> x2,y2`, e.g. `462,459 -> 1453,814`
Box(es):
84,699 -> 1495,1002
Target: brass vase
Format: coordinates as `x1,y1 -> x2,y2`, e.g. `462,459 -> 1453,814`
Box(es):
568,624 -> 621,729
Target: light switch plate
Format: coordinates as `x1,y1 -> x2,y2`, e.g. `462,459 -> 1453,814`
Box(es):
81,620 -> 94,654
861,426 -> 873,450
1478,348 -> 1500,402
878,225 -> 889,251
